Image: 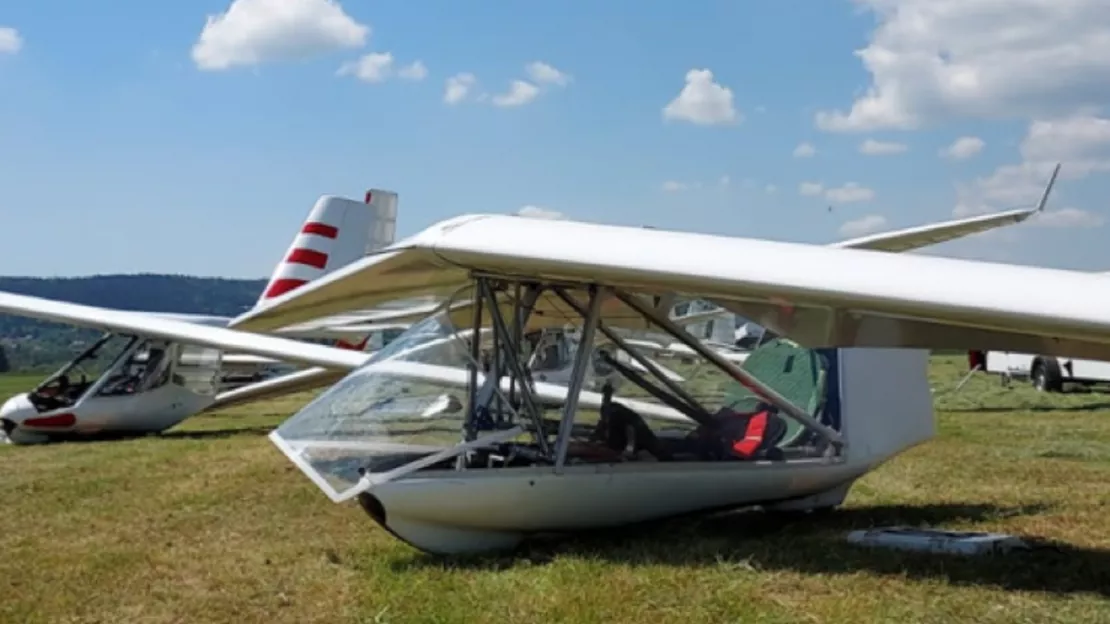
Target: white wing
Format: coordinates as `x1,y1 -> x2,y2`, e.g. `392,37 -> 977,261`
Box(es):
145,309 -> 418,340
836,162 -> 1057,252
0,290 -> 368,371
230,212 -> 1110,362
205,367 -> 355,412
834,206 -> 1040,252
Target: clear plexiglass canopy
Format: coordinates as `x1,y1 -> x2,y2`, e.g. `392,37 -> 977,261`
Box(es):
270,307 -> 527,502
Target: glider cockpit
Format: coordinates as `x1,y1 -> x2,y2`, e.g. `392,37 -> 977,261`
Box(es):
270,276 -> 848,514
26,332 -> 140,412
26,333 -> 221,413
2,331 -> 224,443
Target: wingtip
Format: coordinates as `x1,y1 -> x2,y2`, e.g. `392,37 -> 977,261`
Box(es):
1036,162 -> 1062,212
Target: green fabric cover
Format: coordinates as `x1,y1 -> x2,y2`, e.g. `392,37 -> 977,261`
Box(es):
722,338 -> 827,446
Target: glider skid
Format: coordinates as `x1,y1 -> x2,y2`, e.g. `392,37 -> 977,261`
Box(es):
271,275 -> 860,555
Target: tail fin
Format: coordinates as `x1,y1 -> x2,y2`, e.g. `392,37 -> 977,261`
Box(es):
256,189 -> 398,308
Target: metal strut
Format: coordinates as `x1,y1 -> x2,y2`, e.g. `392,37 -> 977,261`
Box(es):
478,278 -> 552,457
509,283 -> 543,411
553,285 -> 607,472
462,284 -> 485,444
616,290 -> 845,451
551,287 -> 711,419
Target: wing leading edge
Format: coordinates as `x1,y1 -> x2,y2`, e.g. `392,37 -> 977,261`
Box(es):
834,206 -> 1038,253
0,290 -> 368,371
229,212 -> 1110,363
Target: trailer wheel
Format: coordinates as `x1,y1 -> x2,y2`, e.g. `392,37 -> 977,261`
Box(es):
1032,358 -> 1064,392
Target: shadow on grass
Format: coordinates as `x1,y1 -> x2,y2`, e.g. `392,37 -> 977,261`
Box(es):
160,426 -> 274,440
395,502 -> 1110,597
35,425 -> 275,444
945,403 -> 1110,414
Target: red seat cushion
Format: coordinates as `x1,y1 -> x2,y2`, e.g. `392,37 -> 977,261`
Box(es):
730,410 -> 769,457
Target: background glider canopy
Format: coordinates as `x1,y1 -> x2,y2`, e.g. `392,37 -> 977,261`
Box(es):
231,213 -> 1110,362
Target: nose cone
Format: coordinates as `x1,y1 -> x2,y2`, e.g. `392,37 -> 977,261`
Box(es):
0,393 -> 34,443
0,393 -> 34,424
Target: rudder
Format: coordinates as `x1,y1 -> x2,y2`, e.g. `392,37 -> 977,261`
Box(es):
256,189 -> 398,307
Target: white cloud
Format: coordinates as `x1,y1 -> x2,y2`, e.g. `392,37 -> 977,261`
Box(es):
663,69 -> 739,125
954,115 -> 1110,228
825,183 -> 876,203
806,2 -> 1110,239
1021,115 -> 1110,176
1029,207 -> 1105,228
799,181 -> 824,196
799,180 -> 874,203
0,27 -> 22,55
859,139 -> 908,155
336,52 -> 392,82
517,205 -> 564,219
192,0 -> 368,71
487,62 -> 569,107
941,136 -> 984,160
840,214 -> 889,237
793,142 -> 816,158
815,0 -> 1110,131
444,72 -> 477,104
718,175 -> 731,187
662,180 -> 688,192
765,184 -> 778,194
337,53 -> 425,83
953,163 -> 1048,217
491,80 -> 540,107
397,60 -> 427,81
525,61 -> 570,87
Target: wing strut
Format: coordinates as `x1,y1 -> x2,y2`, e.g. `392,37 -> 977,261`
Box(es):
552,287 -> 712,419
616,290 -> 845,452
552,284 -> 606,473
479,279 -> 552,457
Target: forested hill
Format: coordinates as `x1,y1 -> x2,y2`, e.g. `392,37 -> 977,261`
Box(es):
0,274 -> 267,371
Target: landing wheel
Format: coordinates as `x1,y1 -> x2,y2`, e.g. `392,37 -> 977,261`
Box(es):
1032,359 -> 1063,393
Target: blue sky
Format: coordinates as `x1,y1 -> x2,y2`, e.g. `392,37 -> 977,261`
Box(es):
3,0 -> 1110,278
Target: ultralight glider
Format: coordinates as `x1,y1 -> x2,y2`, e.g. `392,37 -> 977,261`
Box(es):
0,167 -> 1090,555
0,189 -> 407,443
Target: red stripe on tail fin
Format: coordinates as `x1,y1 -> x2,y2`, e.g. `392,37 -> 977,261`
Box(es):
286,248 -> 328,269
263,278 -> 308,299
302,222 -> 339,238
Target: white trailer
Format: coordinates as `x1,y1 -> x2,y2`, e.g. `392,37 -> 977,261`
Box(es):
969,350 -> 1110,392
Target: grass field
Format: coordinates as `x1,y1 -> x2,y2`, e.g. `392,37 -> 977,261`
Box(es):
1,356 -> 1109,623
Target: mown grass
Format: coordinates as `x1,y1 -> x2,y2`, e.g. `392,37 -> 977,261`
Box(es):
0,356 -> 1108,623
